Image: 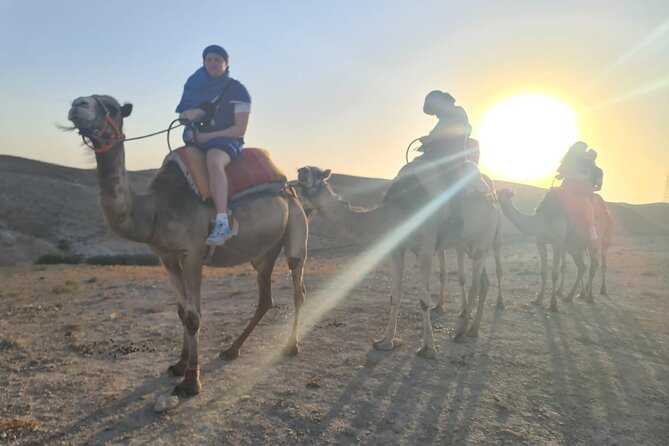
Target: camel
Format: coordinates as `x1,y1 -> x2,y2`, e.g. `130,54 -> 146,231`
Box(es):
434,223 -> 504,318
560,193 -> 613,296
68,95 -> 308,397
434,173 -> 504,316
297,165 -> 499,350
497,188 -> 599,311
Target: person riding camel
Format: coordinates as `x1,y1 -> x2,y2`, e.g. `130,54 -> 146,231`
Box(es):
414,91 -> 488,235
175,44 -> 251,246
555,141 -> 602,249
419,90 -> 470,165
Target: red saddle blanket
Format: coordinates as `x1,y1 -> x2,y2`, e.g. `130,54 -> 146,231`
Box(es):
163,147 -> 287,200
548,186 -> 604,241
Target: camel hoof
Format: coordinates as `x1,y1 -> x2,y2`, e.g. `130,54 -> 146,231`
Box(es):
431,304 -> 446,314
600,289 -> 608,297
416,345 -> 437,359
532,299 -> 543,306
172,371 -> 201,397
168,361 -> 186,377
466,328 -> 479,338
562,295 -> 573,302
457,311 -> 466,319
220,346 -> 240,360
496,301 -> 505,310
373,338 -> 396,351
549,304 -> 558,312
453,332 -> 467,344
282,343 -> 300,357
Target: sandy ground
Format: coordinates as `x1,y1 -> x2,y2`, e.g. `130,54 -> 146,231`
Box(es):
1,235 -> 668,445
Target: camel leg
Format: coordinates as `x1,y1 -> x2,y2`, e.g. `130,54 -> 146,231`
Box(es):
534,241 -> 548,305
585,248 -> 599,303
556,250 -> 567,298
221,243 -> 283,360
549,245 -> 563,312
566,250 -> 586,302
281,197 -> 308,356
456,247 -> 468,318
162,257 -> 189,377
172,254 -> 205,397
467,266 -> 490,337
432,249 -> 448,314
416,250 -> 437,358
454,258 -> 481,342
374,249 -> 405,351
493,242 -> 504,309
600,243 -> 608,296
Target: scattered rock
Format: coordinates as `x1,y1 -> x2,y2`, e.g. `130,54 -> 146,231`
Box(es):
154,394 -> 179,413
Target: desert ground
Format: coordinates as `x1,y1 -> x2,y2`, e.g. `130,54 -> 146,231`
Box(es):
1,232 -> 668,445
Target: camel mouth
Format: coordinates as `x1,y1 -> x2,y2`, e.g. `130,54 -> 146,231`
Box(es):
68,106 -> 96,130
297,168 -> 312,186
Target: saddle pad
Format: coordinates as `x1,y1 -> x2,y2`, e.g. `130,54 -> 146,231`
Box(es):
163,147 -> 287,200
548,187 -> 595,240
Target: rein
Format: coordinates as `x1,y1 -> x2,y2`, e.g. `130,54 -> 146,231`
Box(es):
79,97 -> 183,153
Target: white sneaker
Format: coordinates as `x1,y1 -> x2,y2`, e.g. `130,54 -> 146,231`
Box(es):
206,221 -> 233,245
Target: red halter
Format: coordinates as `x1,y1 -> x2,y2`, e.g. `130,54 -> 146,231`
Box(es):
79,99 -> 126,154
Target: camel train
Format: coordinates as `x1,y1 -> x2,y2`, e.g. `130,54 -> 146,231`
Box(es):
67,94 -> 608,400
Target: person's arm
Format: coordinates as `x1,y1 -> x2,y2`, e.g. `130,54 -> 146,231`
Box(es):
179,108 -> 206,122
196,112 -> 250,141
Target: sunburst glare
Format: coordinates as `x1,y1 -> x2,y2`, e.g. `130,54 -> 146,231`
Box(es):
478,94 -> 580,182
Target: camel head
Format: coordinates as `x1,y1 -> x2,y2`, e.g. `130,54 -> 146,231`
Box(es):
297,166 -> 331,196
497,188 -> 515,203
68,95 -> 133,154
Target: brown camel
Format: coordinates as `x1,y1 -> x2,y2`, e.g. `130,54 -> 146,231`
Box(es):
297,165 -> 499,348
497,188 -> 599,311
68,95 -> 308,397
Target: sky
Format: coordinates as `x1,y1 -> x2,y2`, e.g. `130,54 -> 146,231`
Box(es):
0,0 -> 667,204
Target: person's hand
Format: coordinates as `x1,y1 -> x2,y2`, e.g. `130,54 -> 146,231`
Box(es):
198,102 -> 216,115
194,129 -> 211,144
419,135 -> 429,144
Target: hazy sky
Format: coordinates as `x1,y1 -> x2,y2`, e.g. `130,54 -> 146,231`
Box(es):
0,1 -> 667,204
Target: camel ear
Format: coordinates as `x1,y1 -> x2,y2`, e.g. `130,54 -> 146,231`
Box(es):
322,169 -> 331,180
121,103 -> 133,117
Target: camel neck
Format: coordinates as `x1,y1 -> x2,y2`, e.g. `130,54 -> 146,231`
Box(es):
95,144 -> 152,243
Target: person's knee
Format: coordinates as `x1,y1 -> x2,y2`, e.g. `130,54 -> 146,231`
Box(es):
206,150 -> 231,171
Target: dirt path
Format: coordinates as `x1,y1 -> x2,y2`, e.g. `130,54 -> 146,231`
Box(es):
1,235 -> 668,445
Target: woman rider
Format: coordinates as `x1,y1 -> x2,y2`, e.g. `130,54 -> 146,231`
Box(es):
175,44 -> 251,245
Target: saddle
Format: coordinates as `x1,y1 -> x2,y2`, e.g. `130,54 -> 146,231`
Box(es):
162,147 -> 287,201
547,186 -> 602,242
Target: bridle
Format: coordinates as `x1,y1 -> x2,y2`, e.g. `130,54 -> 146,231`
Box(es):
297,169 -> 328,199
77,97 -> 125,154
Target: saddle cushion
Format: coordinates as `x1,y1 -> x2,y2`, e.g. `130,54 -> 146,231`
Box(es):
548,187 -> 597,241
163,147 -> 287,200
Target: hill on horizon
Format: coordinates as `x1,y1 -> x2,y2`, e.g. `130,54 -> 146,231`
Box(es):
1,155 -> 668,266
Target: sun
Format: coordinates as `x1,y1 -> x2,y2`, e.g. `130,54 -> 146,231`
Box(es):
477,94 -> 580,182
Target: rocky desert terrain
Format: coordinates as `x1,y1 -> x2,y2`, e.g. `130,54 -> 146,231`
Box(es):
1,155 -> 668,445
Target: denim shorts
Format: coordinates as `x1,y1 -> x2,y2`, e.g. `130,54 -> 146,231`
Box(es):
194,137 -> 244,161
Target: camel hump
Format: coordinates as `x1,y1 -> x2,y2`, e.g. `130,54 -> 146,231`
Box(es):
382,162 -> 430,209
162,147 -> 287,200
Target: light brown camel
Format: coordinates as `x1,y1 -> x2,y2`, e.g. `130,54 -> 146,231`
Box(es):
434,174 -> 503,316
434,221 -> 504,319
497,188 -> 599,311
559,193 -> 613,296
68,95 -> 308,397
297,165 -> 499,348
